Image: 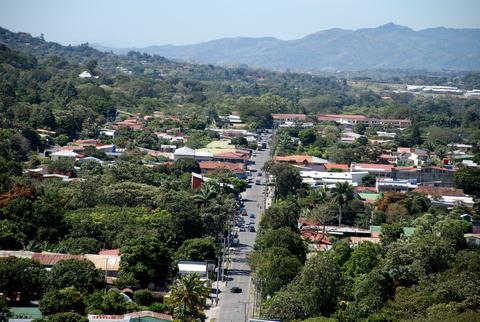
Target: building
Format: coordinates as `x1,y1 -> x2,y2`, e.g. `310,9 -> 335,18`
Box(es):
273,155 -> 328,171
177,260 -> 208,280
50,149 -> 83,160
376,178 -> 419,193
79,70 -> 92,78
271,113 -> 307,127
351,163 -> 395,178
173,147 -> 213,161
199,161 -> 246,178
0,251 -> 121,283
412,186 -> 474,208
300,170 -> 368,188
318,114 -> 411,128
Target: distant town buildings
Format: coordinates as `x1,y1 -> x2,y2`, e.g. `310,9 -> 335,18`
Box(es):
318,114 -> 412,128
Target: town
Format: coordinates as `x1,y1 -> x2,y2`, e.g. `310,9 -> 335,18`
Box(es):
1,5 -> 480,322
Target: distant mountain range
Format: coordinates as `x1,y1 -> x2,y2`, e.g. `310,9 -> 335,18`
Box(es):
92,23 -> 480,71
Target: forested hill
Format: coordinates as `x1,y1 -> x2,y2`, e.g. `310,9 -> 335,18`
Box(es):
92,23 -> 480,71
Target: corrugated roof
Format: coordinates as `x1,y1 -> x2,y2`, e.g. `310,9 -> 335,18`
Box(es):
32,252 -> 84,266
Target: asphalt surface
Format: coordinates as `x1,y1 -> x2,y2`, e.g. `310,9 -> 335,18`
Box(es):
206,143 -> 271,322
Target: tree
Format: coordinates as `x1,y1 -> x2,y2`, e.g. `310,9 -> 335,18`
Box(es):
259,200 -> 300,231
299,129 -> 317,145
344,241 -> 382,278
43,313 -> 88,322
251,247 -> 302,297
455,167 -> 480,196
380,223 -> 404,246
0,256 -> 47,302
119,236 -> 172,288
175,237 -> 218,262
330,182 -> 355,226
133,289 -> 154,306
101,291 -> 128,315
193,182 -> 218,207
166,274 -> 210,322
348,269 -> 395,319
264,161 -> 303,199
264,288 -> 307,322
39,287 -> 85,316
255,227 -> 307,263
49,259 -> 105,293
39,287 -> 85,315
0,296 -> 11,322
293,253 -> 343,317
361,174 -> 376,187
54,237 -> 101,255
85,59 -> 98,75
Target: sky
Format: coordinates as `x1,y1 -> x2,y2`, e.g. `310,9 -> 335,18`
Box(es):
1,0 -> 479,47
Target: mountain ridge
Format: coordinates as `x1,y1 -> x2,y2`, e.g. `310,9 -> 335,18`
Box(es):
91,23 -> 480,71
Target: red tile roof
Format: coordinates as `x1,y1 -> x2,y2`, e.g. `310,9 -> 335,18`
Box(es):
301,231 -> 332,245
355,186 -> 377,192
352,163 -> 394,172
274,155 -> 312,163
271,113 -> 307,119
199,161 -> 245,173
214,152 -> 248,160
318,114 -> 368,121
412,187 -> 466,197
99,249 -> 120,255
32,253 -> 84,266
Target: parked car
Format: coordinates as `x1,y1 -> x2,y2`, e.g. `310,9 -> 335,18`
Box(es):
249,213 -> 255,218
255,179 -> 261,185
249,226 -> 256,232
230,286 -> 242,293
239,226 -> 246,232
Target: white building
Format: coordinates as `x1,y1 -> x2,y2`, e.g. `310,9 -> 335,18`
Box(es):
173,147 -> 213,161
300,170 -> 368,188
79,70 -> 93,78
50,150 -> 81,160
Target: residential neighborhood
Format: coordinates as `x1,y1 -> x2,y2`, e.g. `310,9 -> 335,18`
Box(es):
1,4 -> 480,322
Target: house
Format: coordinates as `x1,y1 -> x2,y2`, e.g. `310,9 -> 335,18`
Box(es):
113,118 -> 143,130
273,155 -> 328,171
393,166 -> 455,187
79,70 -> 92,78
199,161 -> 246,178
271,113 -> 307,127
213,151 -> 249,164
0,251 -> 121,283
351,163 -> 395,178
173,147 -> 213,161
394,147 -> 431,166
300,230 -> 332,251
412,186 -> 474,208
177,261 -> 208,280
376,178 -> 419,193
464,233 -> 480,246
88,312 -> 173,322
50,149 -> 83,160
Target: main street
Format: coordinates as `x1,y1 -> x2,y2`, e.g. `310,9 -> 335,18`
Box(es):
206,139 -> 271,322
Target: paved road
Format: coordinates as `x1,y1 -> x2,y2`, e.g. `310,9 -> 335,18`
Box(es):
206,143 -> 271,322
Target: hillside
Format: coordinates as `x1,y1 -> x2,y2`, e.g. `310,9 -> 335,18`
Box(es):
92,23 -> 480,71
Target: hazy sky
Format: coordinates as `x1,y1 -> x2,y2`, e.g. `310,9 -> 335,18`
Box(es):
1,0 -> 479,47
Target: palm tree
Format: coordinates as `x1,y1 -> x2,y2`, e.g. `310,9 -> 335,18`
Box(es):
330,182 -> 355,227
193,183 -> 218,207
167,273 -> 211,322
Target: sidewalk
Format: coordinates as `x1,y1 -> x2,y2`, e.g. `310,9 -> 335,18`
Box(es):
204,281 -> 228,321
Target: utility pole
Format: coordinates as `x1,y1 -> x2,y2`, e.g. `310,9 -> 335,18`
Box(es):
215,253 -> 221,305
